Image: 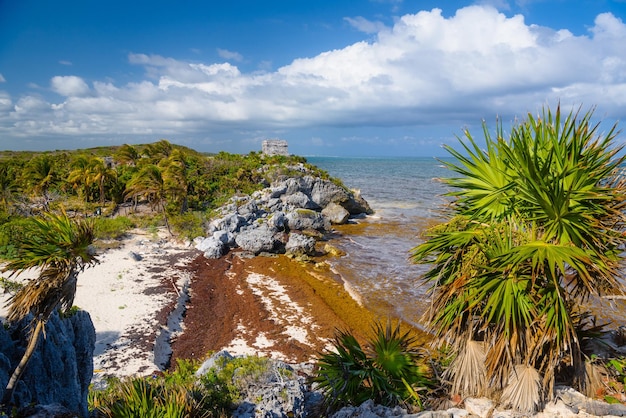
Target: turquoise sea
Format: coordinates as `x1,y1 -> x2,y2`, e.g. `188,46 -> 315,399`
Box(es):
307,156 -> 451,330
307,156 -> 626,330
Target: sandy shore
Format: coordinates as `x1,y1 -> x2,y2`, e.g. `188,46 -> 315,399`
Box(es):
1,228 -> 396,385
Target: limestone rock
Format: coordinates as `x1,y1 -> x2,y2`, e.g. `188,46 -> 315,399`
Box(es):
0,310 -> 95,417
235,224 -> 282,255
286,209 -> 329,231
196,236 -> 225,259
285,233 -> 316,256
322,202 -> 351,225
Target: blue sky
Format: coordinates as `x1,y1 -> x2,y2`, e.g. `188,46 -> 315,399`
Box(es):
1,0 -> 625,157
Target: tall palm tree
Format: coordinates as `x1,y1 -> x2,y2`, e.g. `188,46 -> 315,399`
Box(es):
160,149 -> 188,214
124,164 -> 171,234
67,155 -> 93,202
0,162 -> 17,212
88,157 -> 117,205
412,106 -> 626,412
23,155 -> 59,211
1,211 -> 98,405
114,144 -> 141,167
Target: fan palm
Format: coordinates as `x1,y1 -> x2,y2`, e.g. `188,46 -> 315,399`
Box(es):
1,211 -> 98,405
412,105 -> 626,412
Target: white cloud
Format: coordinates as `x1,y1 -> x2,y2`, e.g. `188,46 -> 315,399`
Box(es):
51,75 -> 90,97
3,5 -> 626,151
0,74 -> 5,83
344,16 -> 388,34
217,48 -> 244,62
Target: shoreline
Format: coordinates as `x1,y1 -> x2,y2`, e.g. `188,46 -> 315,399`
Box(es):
1,228 -> 429,384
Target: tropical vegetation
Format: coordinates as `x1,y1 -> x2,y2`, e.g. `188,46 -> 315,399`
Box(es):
412,105 -> 626,412
0,140 -> 325,251
1,211 -> 98,405
314,320 -> 434,413
89,356 -> 284,417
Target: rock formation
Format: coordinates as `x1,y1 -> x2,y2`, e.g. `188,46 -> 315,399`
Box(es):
0,310 -> 95,417
195,167 -> 373,259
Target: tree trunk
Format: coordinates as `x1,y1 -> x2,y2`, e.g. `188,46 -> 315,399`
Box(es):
2,319 -> 44,405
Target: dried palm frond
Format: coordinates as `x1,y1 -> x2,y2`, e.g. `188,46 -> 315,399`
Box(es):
500,364 -> 542,413
447,339 -> 487,397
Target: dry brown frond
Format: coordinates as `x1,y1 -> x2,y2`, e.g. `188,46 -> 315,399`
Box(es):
447,339 -> 487,397
500,364 -> 542,413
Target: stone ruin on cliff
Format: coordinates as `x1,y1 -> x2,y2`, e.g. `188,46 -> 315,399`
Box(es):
262,139 -> 289,156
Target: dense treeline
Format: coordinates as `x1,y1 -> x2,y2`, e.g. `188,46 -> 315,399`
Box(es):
0,139 -> 325,252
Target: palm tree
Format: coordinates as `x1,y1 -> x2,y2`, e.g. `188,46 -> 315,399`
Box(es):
67,155 -> 93,202
88,157 -> 117,205
114,144 -> 141,167
412,106 -> 626,412
160,149 -> 188,213
1,211 -> 98,405
0,162 -> 17,212
124,164 -> 171,233
23,155 -> 59,211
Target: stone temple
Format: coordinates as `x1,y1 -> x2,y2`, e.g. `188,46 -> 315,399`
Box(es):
262,139 -> 289,156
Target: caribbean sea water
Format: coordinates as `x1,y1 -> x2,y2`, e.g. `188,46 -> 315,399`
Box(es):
307,156 -> 451,330
308,156 -> 626,330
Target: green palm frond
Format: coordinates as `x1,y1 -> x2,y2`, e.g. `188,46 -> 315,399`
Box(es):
412,105 -> 626,410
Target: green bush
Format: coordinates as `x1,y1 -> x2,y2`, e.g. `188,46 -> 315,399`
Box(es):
169,211 -> 206,241
314,320 -> 433,413
93,216 -> 136,240
88,356 -> 282,417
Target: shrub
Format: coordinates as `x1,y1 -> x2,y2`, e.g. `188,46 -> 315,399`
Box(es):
313,320 -> 433,413
93,216 -> 136,240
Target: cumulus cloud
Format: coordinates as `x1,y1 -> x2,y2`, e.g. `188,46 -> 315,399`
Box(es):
3,5 -> 626,151
51,75 -> 90,97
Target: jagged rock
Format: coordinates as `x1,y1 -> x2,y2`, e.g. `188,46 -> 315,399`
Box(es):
196,351 -> 307,418
196,236 -> 225,259
310,179 -> 373,215
283,191 -> 319,210
286,209 -> 329,231
285,233 -> 316,256
235,224 -> 282,255
195,350 -> 233,377
0,310 -> 95,417
12,403 -> 74,418
331,399 -> 410,418
464,398 -> 494,418
555,386 -> 626,416
322,202 -> 350,225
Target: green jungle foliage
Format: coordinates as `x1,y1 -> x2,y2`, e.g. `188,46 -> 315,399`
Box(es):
0,140 -> 326,248
89,356 -> 285,418
314,320 -> 434,414
412,105 -> 626,412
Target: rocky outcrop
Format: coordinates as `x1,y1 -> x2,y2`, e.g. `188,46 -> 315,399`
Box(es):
196,170 -> 372,259
0,310 -> 95,417
195,351 -> 316,418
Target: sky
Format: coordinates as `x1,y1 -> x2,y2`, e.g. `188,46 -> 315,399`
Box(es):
1,0 -> 626,157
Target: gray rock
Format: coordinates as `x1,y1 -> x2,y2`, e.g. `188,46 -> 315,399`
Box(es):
322,202 -> 351,225
0,310 -> 95,417
212,213 -> 246,233
286,209 -> 329,231
196,236 -> 225,259
283,191 -> 319,210
128,251 -> 142,261
12,403 -> 74,418
268,212 -> 287,231
195,350 -> 234,377
331,399 -> 409,418
285,233 -> 316,256
213,230 -> 235,246
235,224 -> 281,255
